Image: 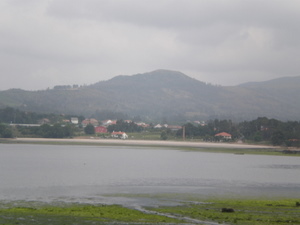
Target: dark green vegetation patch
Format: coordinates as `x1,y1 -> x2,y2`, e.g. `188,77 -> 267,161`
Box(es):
151,199 -> 300,224
1,199 -> 300,224
0,204 -> 180,225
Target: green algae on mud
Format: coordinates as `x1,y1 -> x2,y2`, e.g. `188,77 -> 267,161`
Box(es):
180,147 -> 294,156
150,198 -> 300,225
1,198 -> 300,225
0,203 -> 181,225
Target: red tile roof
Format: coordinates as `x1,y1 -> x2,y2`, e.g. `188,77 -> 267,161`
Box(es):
215,132 -> 232,137
111,131 -> 125,135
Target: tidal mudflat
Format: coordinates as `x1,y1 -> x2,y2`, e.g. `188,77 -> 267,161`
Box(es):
0,143 -> 299,224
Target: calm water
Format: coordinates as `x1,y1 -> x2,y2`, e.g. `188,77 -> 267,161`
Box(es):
0,144 -> 299,204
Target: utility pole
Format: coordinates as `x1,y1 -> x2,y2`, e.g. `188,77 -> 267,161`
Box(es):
182,126 -> 185,141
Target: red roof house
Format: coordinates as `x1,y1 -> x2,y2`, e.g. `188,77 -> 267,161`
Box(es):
81,118 -> 99,127
95,126 -> 108,133
215,132 -> 232,139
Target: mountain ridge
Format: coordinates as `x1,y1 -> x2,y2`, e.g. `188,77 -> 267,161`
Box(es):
0,70 -> 300,121
239,76 -> 300,89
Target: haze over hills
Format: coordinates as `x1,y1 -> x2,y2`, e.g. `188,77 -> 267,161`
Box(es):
0,69 -> 300,122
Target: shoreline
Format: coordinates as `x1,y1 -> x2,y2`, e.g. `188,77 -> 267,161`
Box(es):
9,137 -> 278,149
1,138 -> 300,224
5,137 -> 298,156
1,197 -> 299,225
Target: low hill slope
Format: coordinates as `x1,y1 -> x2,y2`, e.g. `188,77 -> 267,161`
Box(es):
0,70 -> 299,121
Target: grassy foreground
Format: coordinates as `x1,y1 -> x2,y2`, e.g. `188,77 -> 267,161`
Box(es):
150,198 -> 300,224
0,203 -> 180,225
1,199 -> 300,224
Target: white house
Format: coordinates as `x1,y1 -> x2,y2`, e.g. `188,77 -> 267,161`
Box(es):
111,131 -> 128,139
71,117 -> 79,124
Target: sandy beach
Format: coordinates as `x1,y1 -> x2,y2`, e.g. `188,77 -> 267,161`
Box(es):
13,137 -> 277,149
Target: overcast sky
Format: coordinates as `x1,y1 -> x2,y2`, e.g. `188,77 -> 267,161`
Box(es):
1,0 -> 300,90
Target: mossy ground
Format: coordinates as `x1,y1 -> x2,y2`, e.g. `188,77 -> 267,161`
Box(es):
151,198 -> 300,224
0,203 -> 181,225
1,198 -> 300,224
180,147 -> 284,155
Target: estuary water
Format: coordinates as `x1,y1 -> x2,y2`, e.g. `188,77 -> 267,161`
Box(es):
0,143 -> 299,205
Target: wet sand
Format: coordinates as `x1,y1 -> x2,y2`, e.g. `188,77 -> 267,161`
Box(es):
13,137 -> 277,149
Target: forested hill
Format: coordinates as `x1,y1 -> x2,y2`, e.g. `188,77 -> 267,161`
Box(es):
0,70 -> 300,121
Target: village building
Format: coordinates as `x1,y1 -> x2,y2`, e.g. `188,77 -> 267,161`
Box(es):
168,125 -> 182,131
154,124 -> 162,128
135,122 -> 150,128
81,118 -> 99,127
111,131 -> 128,139
102,120 -> 117,127
215,132 -> 232,140
38,118 -> 50,124
194,121 -> 206,126
71,117 -> 79,124
95,126 -> 108,133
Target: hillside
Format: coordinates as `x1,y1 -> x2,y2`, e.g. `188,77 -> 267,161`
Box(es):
0,70 -> 300,121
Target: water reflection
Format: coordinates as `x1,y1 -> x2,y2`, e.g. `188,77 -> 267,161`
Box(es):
0,144 -> 299,203
261,164 -> 300,169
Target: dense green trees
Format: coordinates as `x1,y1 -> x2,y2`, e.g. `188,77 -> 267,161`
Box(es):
84,124 -> 95,135
39,124 -> 75,138
237,117 -> 300,146
0,123 -> 13,138
176,118 -> 300,146
271,131 -> 285,146
107,120 -> 143,133
1,107 -> 300,146
160,130 -> 168,140
0,107 -> 83,125
17,124 -> 75,138
176,119 -> 238,141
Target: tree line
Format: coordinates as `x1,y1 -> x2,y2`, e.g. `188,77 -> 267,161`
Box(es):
0,124 -> 76,139
176,117 -> 300,146
17,124 -> 76,138
1,106 -> 300,146
107,120 -> 143,133
0,107 -> 82,124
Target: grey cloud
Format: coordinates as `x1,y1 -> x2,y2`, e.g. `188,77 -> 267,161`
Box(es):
1,0 -> 300,90
46,0 -> 300,51
47,0 -> 300,29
